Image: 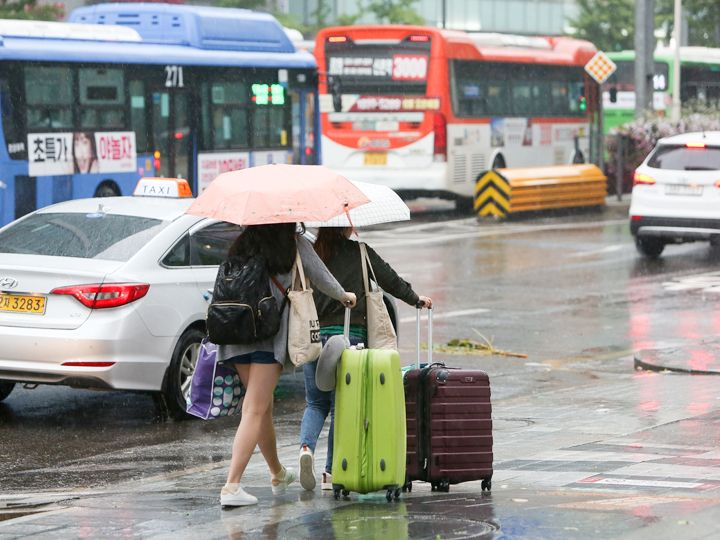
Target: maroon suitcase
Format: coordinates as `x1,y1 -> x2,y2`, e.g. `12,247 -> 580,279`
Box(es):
403,308 -> 493,493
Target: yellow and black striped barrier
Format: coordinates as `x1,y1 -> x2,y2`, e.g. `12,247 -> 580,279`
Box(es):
474,170 -> 511,218
474,164 -> 607,219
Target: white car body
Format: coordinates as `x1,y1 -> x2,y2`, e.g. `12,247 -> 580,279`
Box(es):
0,191 -> 241,416
629,131 -> 720,258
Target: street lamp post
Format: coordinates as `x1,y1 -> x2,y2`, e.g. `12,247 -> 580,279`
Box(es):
671,0 -> 682,123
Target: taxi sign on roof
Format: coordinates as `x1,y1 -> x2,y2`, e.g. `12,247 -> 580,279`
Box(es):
134,177 -> 192,198
584,51 -> 617,84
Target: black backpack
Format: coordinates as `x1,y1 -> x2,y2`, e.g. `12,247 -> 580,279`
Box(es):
206,255 -> 285,345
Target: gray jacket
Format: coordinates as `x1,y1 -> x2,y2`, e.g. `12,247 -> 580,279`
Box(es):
217,234 -> 345,368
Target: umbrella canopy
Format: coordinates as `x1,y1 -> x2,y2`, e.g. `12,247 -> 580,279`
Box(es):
304,181 -> 410,228
186,164 -> 369,226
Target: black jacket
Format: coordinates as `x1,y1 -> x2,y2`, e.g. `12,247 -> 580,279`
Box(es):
312,238 -> 419,327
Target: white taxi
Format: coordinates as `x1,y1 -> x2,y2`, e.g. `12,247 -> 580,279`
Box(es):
630,131 -> 720,258
0,178 -> 241,418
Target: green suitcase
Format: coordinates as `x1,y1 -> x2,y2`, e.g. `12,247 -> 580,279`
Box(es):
331,346 -> 407,501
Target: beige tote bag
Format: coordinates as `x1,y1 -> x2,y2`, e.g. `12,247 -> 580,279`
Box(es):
359,243 -> 398,350
287,252 -> 322,367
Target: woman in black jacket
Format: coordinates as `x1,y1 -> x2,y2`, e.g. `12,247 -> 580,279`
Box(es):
297,227 -> 432,491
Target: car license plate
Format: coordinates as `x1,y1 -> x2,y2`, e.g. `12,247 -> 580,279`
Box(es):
364,152 -> 387,166
665,184 -> 703,196
0,293 -> 47,315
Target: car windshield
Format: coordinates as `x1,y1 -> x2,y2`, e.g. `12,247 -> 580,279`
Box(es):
647,144 -> 720,171
0,213 -> 166,261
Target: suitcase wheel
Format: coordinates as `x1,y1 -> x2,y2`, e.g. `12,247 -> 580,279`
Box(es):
385,489 -> 393,502
342,489 -> 350,499
432,479 -> 450,493
481,479 -> 492,492
333,487 -> 341,500
402,481 -> 412,493
394,488 -> 401,500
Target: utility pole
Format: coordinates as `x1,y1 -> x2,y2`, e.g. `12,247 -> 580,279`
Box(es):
671,0 -> 683,123
634,0 -> 655,119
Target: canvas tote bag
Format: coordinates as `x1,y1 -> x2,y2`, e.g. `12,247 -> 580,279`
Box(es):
359,243 -> 398,350
287,252 -> 322,366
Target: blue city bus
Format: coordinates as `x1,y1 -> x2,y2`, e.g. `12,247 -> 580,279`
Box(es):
0,3 -> 319,224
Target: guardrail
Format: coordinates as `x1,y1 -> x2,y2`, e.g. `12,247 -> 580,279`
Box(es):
474,164 -> 607,219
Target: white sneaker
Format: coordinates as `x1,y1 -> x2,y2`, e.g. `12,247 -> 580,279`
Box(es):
321,472 -> 333,491
299,445 -> 316,491
220,485 -> 258,507
271,466 -> 296,495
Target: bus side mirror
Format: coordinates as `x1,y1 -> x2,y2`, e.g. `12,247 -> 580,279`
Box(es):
609,86 -> 618,103
329,76 -> 342,113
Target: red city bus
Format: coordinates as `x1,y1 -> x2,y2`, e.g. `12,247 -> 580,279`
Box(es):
315,26 -> 598,206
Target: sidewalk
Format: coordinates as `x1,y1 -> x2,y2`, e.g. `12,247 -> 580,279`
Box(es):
2,351 -> 720,539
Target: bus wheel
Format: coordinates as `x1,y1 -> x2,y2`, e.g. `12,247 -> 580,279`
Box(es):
491,155 -> 506,169
0,381 -> 15,402
94,181 -> 121,198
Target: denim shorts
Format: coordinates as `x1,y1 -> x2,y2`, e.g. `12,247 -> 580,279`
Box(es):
223,351 -> 276,365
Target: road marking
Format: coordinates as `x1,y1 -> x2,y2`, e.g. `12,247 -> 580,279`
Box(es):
367,219 -> 628,248
399,308 -> 489,324
567,245 -> 625,258
663,271 -> 720,293
580,477 -> 704,489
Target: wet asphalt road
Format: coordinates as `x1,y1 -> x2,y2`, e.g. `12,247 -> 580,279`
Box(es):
3,199 -> 720,538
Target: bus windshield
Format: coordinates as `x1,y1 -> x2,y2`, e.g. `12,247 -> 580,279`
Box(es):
325,39 -> 430,95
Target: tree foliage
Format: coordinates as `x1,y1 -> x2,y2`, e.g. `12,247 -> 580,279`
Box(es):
215,0 -> 267,9
365,0 -> 424,25
570,0 -> 720,50
656,0 -> 720,47
568,0 -> 635,51
0,0 -> 64,21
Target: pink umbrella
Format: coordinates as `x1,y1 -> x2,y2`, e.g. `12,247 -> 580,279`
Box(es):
186,164 -> 369,225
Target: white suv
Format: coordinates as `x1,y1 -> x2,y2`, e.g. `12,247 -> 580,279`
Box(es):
629,131 -> 720,258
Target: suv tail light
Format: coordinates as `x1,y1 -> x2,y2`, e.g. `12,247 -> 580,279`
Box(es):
433,112 -> 447,162
51,283 -> 150,309
633,172 -> 656,185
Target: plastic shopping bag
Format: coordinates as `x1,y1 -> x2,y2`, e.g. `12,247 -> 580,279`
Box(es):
186,338 -> 243,419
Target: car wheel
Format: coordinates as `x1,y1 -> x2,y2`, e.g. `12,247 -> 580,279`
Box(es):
0,381 -> 15,402
94,182 -> 121,198
636,237 -> 665,259
164,327 -> 204,420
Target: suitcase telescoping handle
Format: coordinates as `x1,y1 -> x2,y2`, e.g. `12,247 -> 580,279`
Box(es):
416,304 -> 433,369
344,306 -> 351,342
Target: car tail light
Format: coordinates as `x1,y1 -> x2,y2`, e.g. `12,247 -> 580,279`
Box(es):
686,142 -> 706,149
631,215 -> 643,221
433,112 -> 447,162
633,172 -> 656,185
51,283 -> 150,309
328,36 -> 347,43
408,35 -> 430,42
714,180 -> 720,188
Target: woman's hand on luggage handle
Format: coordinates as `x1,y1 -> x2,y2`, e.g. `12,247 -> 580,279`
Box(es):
342,292 -> 357,308
417,296 -> 433,309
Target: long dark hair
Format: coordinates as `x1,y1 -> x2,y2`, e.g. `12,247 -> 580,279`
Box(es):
314,227 -> 350,263
228,223 -> 297,275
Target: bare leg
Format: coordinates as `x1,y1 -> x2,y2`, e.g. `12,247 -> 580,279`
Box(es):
226,362 -> 282,484
235,365 -> 282,475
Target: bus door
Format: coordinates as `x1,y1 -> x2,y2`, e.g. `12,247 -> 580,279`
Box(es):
150,87 -> 192,184
289,88 -> 318,165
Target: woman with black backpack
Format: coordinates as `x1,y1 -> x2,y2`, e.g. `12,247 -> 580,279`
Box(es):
217,223 -> 356,508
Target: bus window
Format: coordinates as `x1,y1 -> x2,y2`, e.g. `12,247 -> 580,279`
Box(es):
25,66 -> 73,129
254,105 -> 287,148
129,79 -> 148,152
0,76 -> 23,158
201,80 -> 249,149
78,67 -> 125,129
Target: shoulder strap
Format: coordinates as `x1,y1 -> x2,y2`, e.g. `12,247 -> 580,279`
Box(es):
359,242 -> 378,293
292,251 -> 309,292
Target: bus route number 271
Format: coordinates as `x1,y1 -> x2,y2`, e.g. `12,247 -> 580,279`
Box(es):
165,65 -> 185,88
